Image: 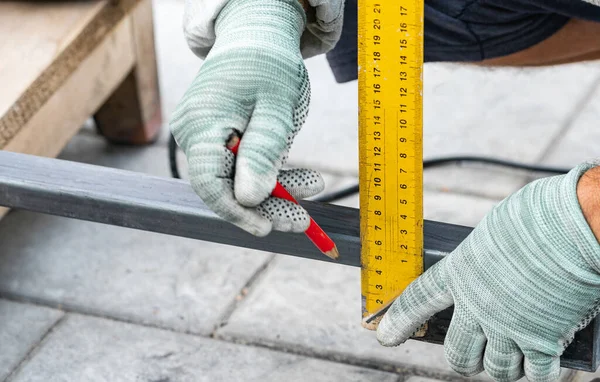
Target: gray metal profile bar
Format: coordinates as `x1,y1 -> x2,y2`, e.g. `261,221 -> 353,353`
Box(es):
0,150 -> 597,371
0,151 -> 465,267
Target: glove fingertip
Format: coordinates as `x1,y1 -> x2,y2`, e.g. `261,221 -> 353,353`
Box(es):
287,207 -> 311,233
262,199 -> 311,233
278,169 -> 325,199
234,173 -> 276,207
376,313 -> 406,347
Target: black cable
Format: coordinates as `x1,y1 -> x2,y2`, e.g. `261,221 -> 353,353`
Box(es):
313,184 -> 359,203
168,133 -> 571,203
422,156 -> 569,175
313,157 -> 570,203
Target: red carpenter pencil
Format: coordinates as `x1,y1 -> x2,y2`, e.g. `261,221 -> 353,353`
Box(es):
226,134 -> 339,260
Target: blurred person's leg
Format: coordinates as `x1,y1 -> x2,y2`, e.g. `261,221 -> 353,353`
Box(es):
326,0 -> 600,82
480,18 -> 600,66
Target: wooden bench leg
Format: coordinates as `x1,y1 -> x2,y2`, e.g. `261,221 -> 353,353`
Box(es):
94,0 -> 161,145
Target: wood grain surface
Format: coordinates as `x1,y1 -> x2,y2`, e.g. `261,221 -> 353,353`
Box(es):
0,0 -> 141,149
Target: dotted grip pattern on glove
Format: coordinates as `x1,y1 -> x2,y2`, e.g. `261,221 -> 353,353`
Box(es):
170,0 -> 324,236
377,163 -> 600,382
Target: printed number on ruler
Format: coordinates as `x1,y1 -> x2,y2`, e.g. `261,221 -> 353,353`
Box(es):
358,0 -> 424,329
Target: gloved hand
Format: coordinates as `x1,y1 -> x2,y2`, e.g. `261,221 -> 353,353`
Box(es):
170,0 -> 324,236
377,163 -> 600,382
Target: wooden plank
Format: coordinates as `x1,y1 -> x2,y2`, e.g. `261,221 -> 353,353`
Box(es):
0,1 -> 140,218
3,17 -> 135,157
0,1 -> 105,119
0,150 -> 597,372
0,0 -> 140,149
95,0 -> 162,144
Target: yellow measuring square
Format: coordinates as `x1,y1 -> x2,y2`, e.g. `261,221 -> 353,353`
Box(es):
358,0 -> 424,329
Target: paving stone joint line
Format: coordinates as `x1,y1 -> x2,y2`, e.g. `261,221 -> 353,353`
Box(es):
2,314 -> 67,382
210,253 -> 277,336
0,294 -> 433,380
214,332 -> 492,382
1,291 -> 582,381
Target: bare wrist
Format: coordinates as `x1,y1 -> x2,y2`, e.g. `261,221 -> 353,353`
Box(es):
577,166 -> 600,242
298,0 -> 310,12
297,0 -> 317,22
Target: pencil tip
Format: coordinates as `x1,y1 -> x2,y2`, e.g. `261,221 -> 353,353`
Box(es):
324,246 -> 340,260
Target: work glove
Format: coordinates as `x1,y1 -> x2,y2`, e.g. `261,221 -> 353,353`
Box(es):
377,163 -> 600,382
182,0 -> 344,60
170,0 -> 324,236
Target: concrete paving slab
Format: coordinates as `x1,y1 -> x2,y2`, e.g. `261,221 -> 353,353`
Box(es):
306,174 -> 358,203
539,80 -> 600,168
9,314 -> 400,382
420,62 -> 600,199
59,133 -> 184,177
217,255 -> 465,378
0,132 -> 272,335
0,210 -> 271,336
422,190 -> 498,227
424,166 -> 522,201
0,299 -> 63,381
217,254 -> 578,382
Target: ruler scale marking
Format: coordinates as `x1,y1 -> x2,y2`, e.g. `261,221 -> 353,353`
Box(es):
359,0 -> 424,330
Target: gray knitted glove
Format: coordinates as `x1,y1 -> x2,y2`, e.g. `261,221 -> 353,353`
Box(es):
171,0 -> 324,237
377,163 -> 600,382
